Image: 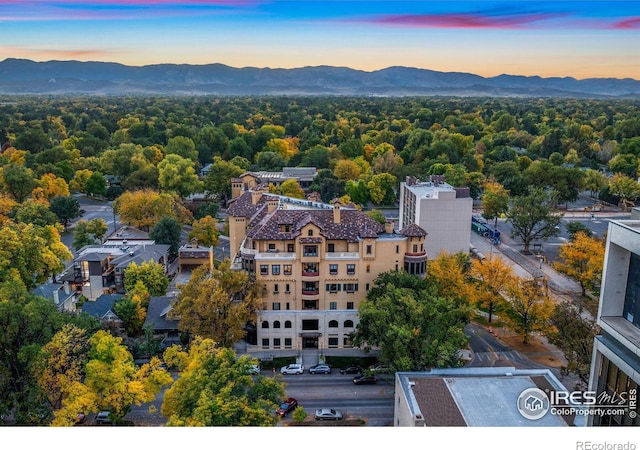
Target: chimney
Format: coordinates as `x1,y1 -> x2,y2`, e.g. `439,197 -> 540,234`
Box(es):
267,198 -> 279,213
385,219 -> 394,234
191,237 -> 198,248
63,281 -> 70,295
406,176 -> 417,186
53,288 -> 60,305
332,200 -> 341,224
251,189 -> 263,205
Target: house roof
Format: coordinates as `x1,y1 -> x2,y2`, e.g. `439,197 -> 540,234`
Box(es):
399,223 -> 428,237
81,293 -> 123,320
144,296 -> 179,332
109,244 -> 171,270
246,209 -> 385,243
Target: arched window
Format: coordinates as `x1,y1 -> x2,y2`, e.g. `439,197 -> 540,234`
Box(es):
273,320 -> 281,328
328,320 -> 339,328
261,320 -> 269,329
344,320 -> 354,328
284,320 -> 292,329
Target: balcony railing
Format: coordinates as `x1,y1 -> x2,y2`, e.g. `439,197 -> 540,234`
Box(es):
324,252 -> 359,260
302,271 -> 319,277
302,289 -> 320,295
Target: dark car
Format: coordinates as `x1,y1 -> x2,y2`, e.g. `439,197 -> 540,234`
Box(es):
276,397 -> 298,417
353,375 -> 377,385
339,365 -> 362,375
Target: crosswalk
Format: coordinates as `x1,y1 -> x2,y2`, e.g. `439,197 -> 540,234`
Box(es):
472,351 -> 524,362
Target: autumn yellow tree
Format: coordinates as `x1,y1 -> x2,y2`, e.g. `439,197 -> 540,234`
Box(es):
278,178 -> 305,199
469,256 -> 515,323
333,159 -> 363,181
53,330 -> 172,426
503,277 -> 554,344
113,189 -> 192,231
481,179 -> 510,229
34,173 -> 70,201
554,231 -> 605,297
0,193 -> 17,224
170,261 -> 265,348
69,169 -> 93,193
427,251 -> 473,306
187,215 -> 220,248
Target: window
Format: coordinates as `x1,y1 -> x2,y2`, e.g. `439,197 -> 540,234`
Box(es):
329,302 -> 337,310
346,302 -> 354,310
284,320 -> 292,329
303,245 -> 318,256
273,320 -> 281,328
396,245 -> 399,254
302,319 -> 319,330
273,284 -> 279,293
284,265 -> 292,275
328,243 -> 335,252
344,320 -> 354,327
268,243 -> 276,251
272,302 -> 281,310
329,264 -> 338,275
366,245 -> 372,255
272,265 -> 280,275
366,283 -> 370,291
273,338 -> 281,349
366,264 -> 370,273
328,320 -> 339,328
262,339 -> 269,349
328,337 -> 339,347
343,336 -> 353,347
260,265 -> 268,275
326,283 -> 340,293
308,229 -> 313,236
285,283 -> 290,293
413,244 -> 418,253
347,264 -> 355,274
344,283 -> 358,293
261,320 -> 269,328
287,243 -> 295,252
285,338 -> 292,348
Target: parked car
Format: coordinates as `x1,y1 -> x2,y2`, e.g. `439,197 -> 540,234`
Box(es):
314,408 -> 343,420
353,375 -> 377,385
339,365 -> 362,375
95,411 -> 112,424
247,364 -> 261,375
308,364 -> 331,374
276,398 -> 298,417
280,363 -> 304,375
368,362 -> 391,373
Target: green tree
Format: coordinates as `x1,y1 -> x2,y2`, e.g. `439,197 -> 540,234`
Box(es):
187,215 -> 220,248
308,169 -> 345,203
292,405 -> 308,423
164,136 -> 198,162
583,169 -> 608,199
353,271 -> 469,371
367,173 -> 397,205
161,338 -> 284,426
53,330 -> 172,426
506,188 -> 563,254
84,171 -> 107,197
149,216 -> 182,259
49,196 -> 83,231
158,153 -> 203,198
113,189 -> 192,231
608,173 -> 640,211
202,156 -> 244,204
0,163 -> 36,202
170,261 -> 265,348
365,209 -> 386,225
469,256 -> 515,323
13,199 -> 59,227
547,302 -> 600,384
123,261 -> 169,297
277,178 -> 305,199
72,218 -> 108,250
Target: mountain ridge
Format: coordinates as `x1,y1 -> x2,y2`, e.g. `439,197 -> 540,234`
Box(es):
1,58 -> 639,98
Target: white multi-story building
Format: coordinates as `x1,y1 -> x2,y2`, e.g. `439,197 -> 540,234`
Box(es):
587,219 -> 640,426
398,175 -> 473,259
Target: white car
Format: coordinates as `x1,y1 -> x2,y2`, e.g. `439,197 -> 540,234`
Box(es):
280,363 -> 304,375
314,408 -> 343,420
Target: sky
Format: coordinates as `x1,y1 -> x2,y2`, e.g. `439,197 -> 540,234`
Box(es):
1,1 -> 640,80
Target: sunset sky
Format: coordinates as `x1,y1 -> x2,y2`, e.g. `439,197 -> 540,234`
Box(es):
1,1 -> 639,79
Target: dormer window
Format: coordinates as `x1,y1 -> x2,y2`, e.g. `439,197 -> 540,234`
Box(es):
308,229 -> 313,236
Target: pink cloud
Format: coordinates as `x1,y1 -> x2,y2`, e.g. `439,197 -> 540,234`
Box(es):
368,12 -> 565,29
1,46 -> 121,59
611,17 -> 640,29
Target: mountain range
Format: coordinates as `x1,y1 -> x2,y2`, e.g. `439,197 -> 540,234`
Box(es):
1,58 -> 639,98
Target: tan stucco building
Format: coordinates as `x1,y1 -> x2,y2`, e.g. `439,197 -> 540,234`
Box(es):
227,188 -> 427,354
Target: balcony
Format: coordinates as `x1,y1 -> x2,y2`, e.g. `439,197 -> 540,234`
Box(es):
255,252 -> 296,261
302,288 -> 320,296
301,270 -> 320,282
